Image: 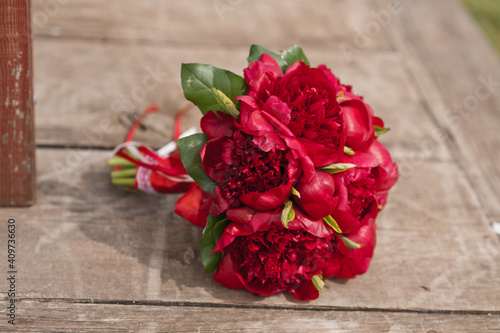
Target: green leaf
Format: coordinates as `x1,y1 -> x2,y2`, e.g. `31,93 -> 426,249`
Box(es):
247,44 -> 310,73
339,234 -> 364,249
281,44 -> 310,67
176,133 -> 216,194
210,88 -> 240,118
344,146 -> 356,156
281,200 -> 295,228
181,63 -> 247,115
291,187 -> 301,198
200,214 -> 229,273
318,163 -> 356,175
311,274 -> 325,293
374,125 -> 390,136
247,44 -> 288,71
323,215 -> 342,234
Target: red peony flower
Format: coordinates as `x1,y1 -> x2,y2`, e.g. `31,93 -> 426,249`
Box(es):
236,95 -> 315,182
213,223 -> 348,301
200,111 -> 301,215
242,55 -> 345,167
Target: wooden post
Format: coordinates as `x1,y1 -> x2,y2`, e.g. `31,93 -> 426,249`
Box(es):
0,0 -> 35,206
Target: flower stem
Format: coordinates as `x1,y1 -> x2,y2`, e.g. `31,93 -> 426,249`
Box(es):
112,168 -> 137,178
108,156 -> 136,168
111,178 -> 136,186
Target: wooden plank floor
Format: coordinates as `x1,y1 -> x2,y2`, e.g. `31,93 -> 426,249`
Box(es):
1,0 -> 500,331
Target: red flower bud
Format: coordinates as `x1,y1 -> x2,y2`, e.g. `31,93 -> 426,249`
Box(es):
292,170 -> 338,219
342,99 -> 375,151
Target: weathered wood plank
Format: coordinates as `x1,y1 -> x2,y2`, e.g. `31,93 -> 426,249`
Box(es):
0,0 -> 36,206
33,37 -> 452,166
0,148 -> 498,311
377,0 -> 500,222
31,0 -> 392,51
2,300 -> 499,332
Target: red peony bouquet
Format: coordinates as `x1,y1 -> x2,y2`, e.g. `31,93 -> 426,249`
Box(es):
111,44 -> 398,301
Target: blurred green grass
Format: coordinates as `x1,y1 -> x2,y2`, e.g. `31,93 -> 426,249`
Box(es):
461,0 -> 500,54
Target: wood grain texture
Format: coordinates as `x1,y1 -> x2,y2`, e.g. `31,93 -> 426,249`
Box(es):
2,300 -> 499,332
377,0 -> 500,222
0,149 -> 498,312
31,0 -> 393,50
0,0 -> 35,206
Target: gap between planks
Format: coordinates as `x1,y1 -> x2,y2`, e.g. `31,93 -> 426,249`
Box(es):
8,297 -> 500,316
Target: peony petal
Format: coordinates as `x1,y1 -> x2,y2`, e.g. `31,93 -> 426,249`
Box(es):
213,230 -> 236,252
318,64 -> 341,88
201,137 -> 233,181
238,275 -> 285,297
283,60 -> 305,76
210,185 -> 230,216
213,255 -> 245,290
263,96 -> 292,125
240,184 -> 292,211
260,109 -> 295,137
238,108 -> 276,135
174,185 -> 209,228
225,207 -> 280,236
290,280 -> 320,301
299,138 -> 344,167
287,207 -> 333,238
340,150 -> 379,169
252,131 -> 287,152
244,54 -> 282,92
293,170 -> 337,219
236,95 -> 260,111
225,206 -> 256,224
259,53 -> 283,76
342,99 -> 374,151
335,219 -> 377,278
366,140 -> 399,191
299,198 -> 337,220
200,111 -> 235,139
282,137 -> 315,182
330,209 -> 361,235
373,116 -> 384,128
322,234 -> 350,279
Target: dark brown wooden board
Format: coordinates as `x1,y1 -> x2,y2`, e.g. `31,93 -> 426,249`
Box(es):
0,0 -> 36,206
